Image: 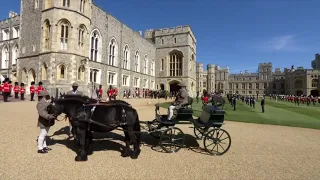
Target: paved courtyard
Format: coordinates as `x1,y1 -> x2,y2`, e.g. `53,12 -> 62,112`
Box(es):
0,98 -> 320,180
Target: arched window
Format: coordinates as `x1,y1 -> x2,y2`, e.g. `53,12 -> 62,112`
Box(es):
1,46 -> 9,69
150,60 -> 155,76
62,0 -> 70,7
21,68 -> 27,83
78,24 -> 86,53
312,79 -> 318,88
57,64 -> 66,79
43,20 -> 51,50
123,45 -> 130,69
45,0 -> 52,9
41,63 -> 48,80
59,19 -> 71,50
134,50 -> 140,72
143,55 -> 148,74
12,44 -> 18,65
35,0 -> 39,9
78,65 -> 85,81
169,50 -> 183,76
80,0 -> 85,13
108,38 -> 118,66
161,58 -> 164,71
90,30 -> 101,62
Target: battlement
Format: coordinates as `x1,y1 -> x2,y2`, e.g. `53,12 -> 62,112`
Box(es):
207,64 -> 215,68
155,25 -> 190,34
196,63 -> 204,67
259,62 -> 272,66
0,11 -> 20,25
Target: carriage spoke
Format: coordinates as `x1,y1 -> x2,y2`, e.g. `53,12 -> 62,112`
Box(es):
220,137 -> 229,142
160,127 -> 185,153
204,128 -> 231,156
218,143 -> 225,152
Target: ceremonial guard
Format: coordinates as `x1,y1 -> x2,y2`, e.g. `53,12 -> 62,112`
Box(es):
0,81 -> 3,95
30,81 -> 35,101
36,90 -> 56,153
2,78 -> 10,102
8,81 -> 13,97
20,83 -> 25,100
13,82 -> 20,99
36,82 -> 45,98
66,82 -> 83,137
113,86 -> 118,100
232,95 -> 237,111
108,85 -> 113,101
98,85 -> 103,99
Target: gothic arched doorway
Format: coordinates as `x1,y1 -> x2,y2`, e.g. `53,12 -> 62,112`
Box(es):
169,80 -> 180,93
160,83 -> 164,90
296,90 -> 303,96
310,90 -> 319,97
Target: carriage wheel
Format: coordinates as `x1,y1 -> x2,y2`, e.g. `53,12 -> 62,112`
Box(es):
203,128 -> 231,155
160,127 -> 185,153
193,127 -> 204,139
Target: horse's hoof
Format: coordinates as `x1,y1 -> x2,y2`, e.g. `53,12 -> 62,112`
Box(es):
131,149 -> 141,159
121,151 -> 130,157
75,155 -> 88,161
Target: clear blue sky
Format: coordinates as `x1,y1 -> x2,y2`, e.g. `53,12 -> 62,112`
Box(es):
1,0 -> 319,73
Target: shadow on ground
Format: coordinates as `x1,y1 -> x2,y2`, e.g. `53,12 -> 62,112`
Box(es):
47,126 -> 210,157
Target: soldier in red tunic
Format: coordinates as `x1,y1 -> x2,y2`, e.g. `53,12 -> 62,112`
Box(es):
113,86 -> 118,100
2,78 -> 10,102
30,81 -> 35,101
36,81 -> 44,97
108,85 -> 113,101
20,83 -> 25,100
14,82 -> 20,99
0,81 -> 3,95
8,81 -> 12,97
98,85 -> 103,99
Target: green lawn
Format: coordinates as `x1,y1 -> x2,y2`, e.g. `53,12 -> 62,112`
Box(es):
158,99 -> 320,130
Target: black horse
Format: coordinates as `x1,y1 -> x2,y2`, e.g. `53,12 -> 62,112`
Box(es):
51,95 -> 141,161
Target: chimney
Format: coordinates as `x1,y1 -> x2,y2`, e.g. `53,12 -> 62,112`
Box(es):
240,71 -> 242,75
139,31 -> 142,36
245,70 -> 248,74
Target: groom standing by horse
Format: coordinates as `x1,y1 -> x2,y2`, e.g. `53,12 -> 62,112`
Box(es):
66,82 -> 83,137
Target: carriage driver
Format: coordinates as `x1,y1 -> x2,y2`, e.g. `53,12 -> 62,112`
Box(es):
67,82 -> 83,137
36,90 -> 56,153
167,82 -> 189,121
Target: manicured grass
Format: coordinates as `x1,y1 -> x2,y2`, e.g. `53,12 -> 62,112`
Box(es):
158,99 -> 320,129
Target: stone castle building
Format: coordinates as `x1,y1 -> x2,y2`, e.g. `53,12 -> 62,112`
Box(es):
196,56 -> 320,96
0,0 -> 319,97
0,0 -> 196,96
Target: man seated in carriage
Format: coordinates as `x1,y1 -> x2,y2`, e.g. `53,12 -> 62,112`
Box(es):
167,82 -> 189,121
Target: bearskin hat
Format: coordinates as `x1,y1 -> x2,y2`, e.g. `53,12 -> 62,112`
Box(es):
38,81 -> 43,86
31,81 -> 35,85
20,83 -> 25,86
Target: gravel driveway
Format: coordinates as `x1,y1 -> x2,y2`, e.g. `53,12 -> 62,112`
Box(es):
0,99 -> 319,180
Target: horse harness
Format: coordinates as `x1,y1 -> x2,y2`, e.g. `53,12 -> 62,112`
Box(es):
81,102 -> 130,129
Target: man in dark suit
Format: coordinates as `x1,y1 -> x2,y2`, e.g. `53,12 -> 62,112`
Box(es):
261,97 -> 265,113
67,82 -> 83,95
66,82 -> 83,137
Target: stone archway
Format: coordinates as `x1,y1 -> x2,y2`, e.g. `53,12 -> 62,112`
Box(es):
160,83 -> 165,90
310,90 -> 319,97
28,69 -> 36,83
169,80 -> 180,93
296,90 -> 303,96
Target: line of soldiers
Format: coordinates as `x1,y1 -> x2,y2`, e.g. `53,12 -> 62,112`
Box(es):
227,93 -> 265,113
270,94 -> 319,106
0,79 -> 45,102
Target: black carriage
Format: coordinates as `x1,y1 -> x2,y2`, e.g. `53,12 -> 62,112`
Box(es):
146,97 -> 231,155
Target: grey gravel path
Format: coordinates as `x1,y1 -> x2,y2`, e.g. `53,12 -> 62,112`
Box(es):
0,99 -> 319,180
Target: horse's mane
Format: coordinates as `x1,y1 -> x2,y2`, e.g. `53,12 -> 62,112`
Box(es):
106,100 -> 131,106
55,95 -> 98,104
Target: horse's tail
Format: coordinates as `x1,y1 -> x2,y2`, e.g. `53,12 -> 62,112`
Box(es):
133,109 -> 141,145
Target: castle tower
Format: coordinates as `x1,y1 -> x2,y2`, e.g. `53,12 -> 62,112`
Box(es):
196,63 -> 203,92
207,64 -> 215,92
18,0 -> 92,94
152,25 -> 197,96
258,62 -> 273,94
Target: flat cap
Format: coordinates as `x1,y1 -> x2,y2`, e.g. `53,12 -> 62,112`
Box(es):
39,90 -> 50,97
72,82 -> 78,87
